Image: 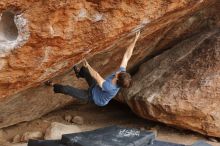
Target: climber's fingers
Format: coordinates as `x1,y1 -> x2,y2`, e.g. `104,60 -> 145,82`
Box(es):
82,59 -> 89,67
135,31 -> 140,41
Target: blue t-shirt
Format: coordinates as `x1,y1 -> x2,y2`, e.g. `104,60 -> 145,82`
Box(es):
91,67 -> 126,106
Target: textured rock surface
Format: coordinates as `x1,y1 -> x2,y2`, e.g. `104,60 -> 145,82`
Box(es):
12,134 -> 21,143
20,131 -> 43,142
122,29 -> 220,137
0,0 -> 216,99
0,0 -> 219,128
44,122 -> 81,140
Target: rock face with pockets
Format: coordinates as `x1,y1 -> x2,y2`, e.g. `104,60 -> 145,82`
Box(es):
0,0 -> 219,132
122,29 -> 220,137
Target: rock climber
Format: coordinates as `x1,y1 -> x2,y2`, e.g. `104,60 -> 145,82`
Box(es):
46,31 -> 140,106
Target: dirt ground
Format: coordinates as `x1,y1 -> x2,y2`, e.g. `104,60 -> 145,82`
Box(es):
1,101 -> 220,146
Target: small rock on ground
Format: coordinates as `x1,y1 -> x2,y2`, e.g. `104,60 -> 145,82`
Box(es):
64,115 -> 72,123
20,131 -> 43,142
72,116 -> 84,125
12,134 -> 21,143
44,122 -> 81,140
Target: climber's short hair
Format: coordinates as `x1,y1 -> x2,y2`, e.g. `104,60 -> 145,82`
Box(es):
116,71 -> 132,88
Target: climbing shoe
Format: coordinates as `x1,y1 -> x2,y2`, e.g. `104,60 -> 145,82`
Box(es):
45,80 -> 53,86
73,65 -> 81,78
53,84 -> 64,93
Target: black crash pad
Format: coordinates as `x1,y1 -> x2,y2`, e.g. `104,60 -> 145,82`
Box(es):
28,139 -> 66,146
61,125 -> 155,146
28,126 -> 211,146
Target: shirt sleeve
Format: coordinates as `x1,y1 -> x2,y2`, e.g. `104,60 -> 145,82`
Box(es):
102,67 -> 126,92
119,67 -> 126,72
102,80 -> 113,92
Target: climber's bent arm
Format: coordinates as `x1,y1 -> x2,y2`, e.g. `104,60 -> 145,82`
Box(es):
84,60 -> 105,88
120,31 -> 140,69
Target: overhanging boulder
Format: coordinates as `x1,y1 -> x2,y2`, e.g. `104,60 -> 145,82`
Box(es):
122,29 -> 220,137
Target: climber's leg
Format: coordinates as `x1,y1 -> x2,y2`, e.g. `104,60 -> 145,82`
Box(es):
74,66 -> 96,87
53,84 -> 89,101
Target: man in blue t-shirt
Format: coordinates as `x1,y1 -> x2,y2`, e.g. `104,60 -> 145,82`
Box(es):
48,31 -> 140,106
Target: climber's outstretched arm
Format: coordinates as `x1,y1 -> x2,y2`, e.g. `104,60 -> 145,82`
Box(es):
83,59 -> 105,88
120,31 -> 140,69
